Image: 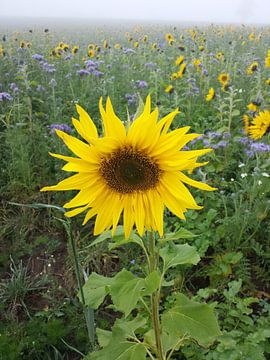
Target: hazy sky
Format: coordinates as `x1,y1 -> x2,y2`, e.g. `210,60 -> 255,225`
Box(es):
1,0 -> 270,24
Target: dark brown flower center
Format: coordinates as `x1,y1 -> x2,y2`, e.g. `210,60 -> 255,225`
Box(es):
100,147 -> 161,193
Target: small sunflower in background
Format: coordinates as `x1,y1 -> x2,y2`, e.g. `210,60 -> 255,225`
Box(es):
247,102 -> 260,112
165,33 -> 174,42
218,73 -> 229,85
206,88 -> 215,102
88,49 -> 95,58
71,46 -> 79,55
216,52 -> 224,61
41,96 -> 214,239
177,63 -> 187,78
248,110 -> 270,140
247,62 -> 259,75
142,35 -> 148,43
175,55 -> 184,66
165,85 -> 174,94
265,78 -> 270,85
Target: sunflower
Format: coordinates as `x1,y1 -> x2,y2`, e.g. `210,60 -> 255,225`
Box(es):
206,88 -> 215,102
247,102 -> 259,112
175,55 -> 184,66
72,46 -> 79,55
216,52 -> 224,61
247,62 -> 259,75
165,85 -> 174,94
218,73 -> 229,85
266,78 -> 270,86
177,63 -> 187,78
41,96 -> 214,239
165,33 -> 174,42
248,110 -> 270,140
88,49 -> 95,58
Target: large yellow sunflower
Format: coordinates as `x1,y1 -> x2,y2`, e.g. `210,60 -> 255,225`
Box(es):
248,110 -> 270,140
41,96 -> 215,239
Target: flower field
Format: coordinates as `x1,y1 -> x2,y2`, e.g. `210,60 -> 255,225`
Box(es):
0,21 -> 270,359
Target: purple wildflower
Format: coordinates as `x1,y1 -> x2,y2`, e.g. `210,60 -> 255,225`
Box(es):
32,54 -> 44,61
93,70 -> 104,77
50,124 -> 72,134
136,80 -> 148,89
42,62 -> 56,73
49,78 -> 57,87
10,83 -> 19,93
77,69 -> 90,76
250,142 -> 270,153
36,85 -> 45,92
0,92 -> 13,101
123,48 -> 135,54
144,62 -> 156,68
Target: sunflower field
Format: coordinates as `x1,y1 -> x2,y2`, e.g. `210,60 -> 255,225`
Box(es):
0,21 -> 270,360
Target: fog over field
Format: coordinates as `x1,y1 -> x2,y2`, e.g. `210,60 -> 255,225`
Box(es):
1,0 -> 270,25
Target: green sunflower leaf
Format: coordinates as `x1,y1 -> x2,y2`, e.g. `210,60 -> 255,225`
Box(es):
159,243 -> 200,270
162,293 -> 221,347
80,272 -> 113,309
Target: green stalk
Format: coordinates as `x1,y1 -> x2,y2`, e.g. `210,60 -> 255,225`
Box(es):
65,220 -> 95,347
148,232 -> 164,360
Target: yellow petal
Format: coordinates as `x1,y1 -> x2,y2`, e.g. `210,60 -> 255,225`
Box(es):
123,195 -> 134,239
76,104 -> 98,138
99,97 -> 126,140
55,129 -> 93,160
178,172 -> 216,191
40,173 -> 92,191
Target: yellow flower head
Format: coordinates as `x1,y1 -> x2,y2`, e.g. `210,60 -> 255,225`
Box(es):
114,43 -> 122,49
247,102 -> 259,112
165,85 -> 174,94
165,33 -> 174,42
72,46 -> 79,55
177,63 -> 187,78
41,96 -> 214,239
218,73 -> 230,85
88,49 -> 95,58
265,56 -> 270,68
142,35 -> 148,43
247,62 -> 259,75
171,72 -> 179,81
175,55 -> 184,66
134,41 -> 139,48
248,110 -> 270,140
199,45 -> 205,51
215,52 -> 224,61
206,88 -> 215,102
265,78 -> 270,85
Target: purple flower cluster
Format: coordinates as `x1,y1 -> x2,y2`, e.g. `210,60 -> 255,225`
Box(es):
42,62 -> 56,73
0,92 -> 13,101
237,136 -> 270,158
123,48 -> 135,54
136,80 -> 148,89
125,93 -> 138,105
77,60 -> 104,78
144,62 -> 156,68
50,124 -> 72,134
10,82 -> 19,93
32,54 -> 44,61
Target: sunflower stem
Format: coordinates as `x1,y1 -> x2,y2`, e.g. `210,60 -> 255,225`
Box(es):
148,231 -> 164,360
